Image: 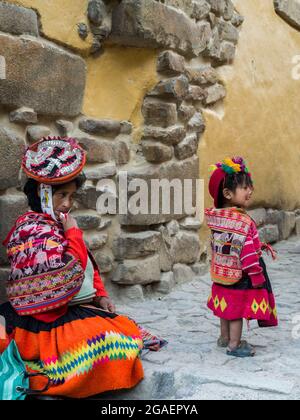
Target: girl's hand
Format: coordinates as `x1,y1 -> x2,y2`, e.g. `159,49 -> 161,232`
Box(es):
93,296 -> 116,313
58,213 -> 78,231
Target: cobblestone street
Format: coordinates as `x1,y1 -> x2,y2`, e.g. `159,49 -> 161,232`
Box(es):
114,237 -> 300,400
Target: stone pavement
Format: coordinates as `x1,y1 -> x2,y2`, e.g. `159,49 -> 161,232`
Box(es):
111,236 -> 300,400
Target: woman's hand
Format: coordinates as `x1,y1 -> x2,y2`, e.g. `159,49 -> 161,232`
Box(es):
58,213 -> 78,231
92,296 -> 116,313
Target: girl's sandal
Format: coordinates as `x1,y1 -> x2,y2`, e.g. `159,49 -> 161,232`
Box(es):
217,337 -> 229,348
226,341 -> 256,358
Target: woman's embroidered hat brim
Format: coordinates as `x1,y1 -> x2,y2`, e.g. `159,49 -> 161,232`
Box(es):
22,136 -> 86,185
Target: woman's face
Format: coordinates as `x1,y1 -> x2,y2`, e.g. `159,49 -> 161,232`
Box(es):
52,181 -> 77,219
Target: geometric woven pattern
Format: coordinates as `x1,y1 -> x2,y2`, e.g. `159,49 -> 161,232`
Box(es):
26,331 -> 143,385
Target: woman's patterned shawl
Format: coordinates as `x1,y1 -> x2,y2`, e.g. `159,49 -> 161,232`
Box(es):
3,212 -> 84,316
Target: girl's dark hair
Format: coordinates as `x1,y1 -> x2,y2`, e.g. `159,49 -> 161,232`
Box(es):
217,172 -> 253,208
23,173 -> 86,213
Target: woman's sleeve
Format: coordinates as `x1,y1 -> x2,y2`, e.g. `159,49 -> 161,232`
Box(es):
93,269 -> 109,298
64,227 -> 88,270
240,224 -> 266,287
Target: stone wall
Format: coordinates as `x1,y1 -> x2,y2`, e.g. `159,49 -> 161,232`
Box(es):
0,0 -> 298,306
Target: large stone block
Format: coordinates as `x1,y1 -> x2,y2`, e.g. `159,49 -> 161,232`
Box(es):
0,126 -> 25,190
119,155 -> 199,225
78,136 -> 113,163
111,0 -> 211,57
149,76 -> 189,101
157,51 -> 186,76
0,34 -> 86,117
142,141 -> 174,163
112,255 -> 161,285
248,208 -> 267,227
0,194 -> 28,264
258,225 -> 279,244
113,231 -> 161,259
142,125 -> 186,146
274,0 -> 300,31
278,211 -> 296,240
174,134 -> 199,160
142,99 -> 178,128
0,2 -> 39,36
171,232 -> 200,264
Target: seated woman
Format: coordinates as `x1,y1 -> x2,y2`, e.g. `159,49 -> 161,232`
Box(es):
0,137 -> 144,398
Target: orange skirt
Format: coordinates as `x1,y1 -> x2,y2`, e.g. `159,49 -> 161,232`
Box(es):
0,303 -> 144,398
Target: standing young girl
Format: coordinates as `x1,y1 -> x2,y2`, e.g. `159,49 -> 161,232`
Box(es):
205,157 -> 278,358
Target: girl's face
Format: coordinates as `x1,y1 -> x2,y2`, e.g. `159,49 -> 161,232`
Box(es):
223,183 -> 254,209
52,181 -> 77,219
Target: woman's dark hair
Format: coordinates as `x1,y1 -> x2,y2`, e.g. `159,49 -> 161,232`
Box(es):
23,173 -> 86,213
217,172 -> 253,208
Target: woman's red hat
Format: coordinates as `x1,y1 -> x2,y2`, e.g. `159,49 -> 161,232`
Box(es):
22,136 -> 86,185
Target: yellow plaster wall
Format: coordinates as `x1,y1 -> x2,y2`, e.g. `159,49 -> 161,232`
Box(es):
83,46 -> 159,142
199,0 -> 300,211
6,0 -> 93,54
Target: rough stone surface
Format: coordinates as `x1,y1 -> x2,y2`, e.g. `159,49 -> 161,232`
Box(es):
217,20 -> 239,44
0,126 -> 25,190
296,217 -> 300,236
78,136 -> 113,163
0,2 -> 39,36
26,126 -> 51,144
119,284 -> 144,301
73,210 -> 101,230
142,125 -> 186,146
84,232 -> 108,250
173,263 -> 195,284
93,251 -> 114,273
186,66 -> 219,86
187,112 -> 206,133
9,107 -> 37,124
113,141 -> 130,165
178,105 -> 196,123
111,0 -> 212,58
79,118 -> 121,137
278,211 -> 296,240
149,76 -> 189,101
274,0 -> 300,31
0,195 -> 28,264
55,120 -> 74,137
191,262 -> 209,276
174,133 -> 199,160
191,0 -> 211,20
142,141 -> 174,163
186,85 -> 206,102
179,217 -> 202,231
84,163 -> 117,180
113,231 -> 162,260
248,208 -> 267,227
0,34 -> 86,117
142,99 -> 178,128
171,232 -> 200,264
113,238 -> 300,400
157,51 -> 186,76
203,83 -> 226,105
258,225 -> 280,244
112,255 -> 161,285
152,271 -> 175,294
119,155 -> 199,225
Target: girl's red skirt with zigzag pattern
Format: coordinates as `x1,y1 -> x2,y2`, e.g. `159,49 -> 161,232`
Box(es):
0,303 -> 144,398
207,258 -> 278,327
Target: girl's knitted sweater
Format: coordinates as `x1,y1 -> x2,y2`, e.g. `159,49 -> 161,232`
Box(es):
205,207 -> 266,287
